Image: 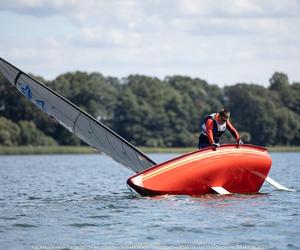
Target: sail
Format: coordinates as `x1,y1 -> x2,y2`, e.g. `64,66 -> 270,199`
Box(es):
0,58 -> 156,172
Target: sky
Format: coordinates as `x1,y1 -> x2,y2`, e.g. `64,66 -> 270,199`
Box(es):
0,0 -> 300,86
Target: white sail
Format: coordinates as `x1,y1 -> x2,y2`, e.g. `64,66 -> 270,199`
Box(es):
0,58 -> 156,172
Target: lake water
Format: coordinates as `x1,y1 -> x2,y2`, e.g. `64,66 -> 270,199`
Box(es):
0,152 -> 299,250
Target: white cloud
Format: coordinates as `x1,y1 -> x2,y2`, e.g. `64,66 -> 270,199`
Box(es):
0,0 -> 300,85
0,0 -> 77,17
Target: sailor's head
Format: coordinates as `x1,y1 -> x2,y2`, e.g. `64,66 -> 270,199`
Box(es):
219,108 -> 230,123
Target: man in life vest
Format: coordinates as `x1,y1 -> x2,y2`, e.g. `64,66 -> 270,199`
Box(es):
198,108 -> 243,148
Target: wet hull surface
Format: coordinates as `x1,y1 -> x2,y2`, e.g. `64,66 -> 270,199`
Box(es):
127,144 -> 272,196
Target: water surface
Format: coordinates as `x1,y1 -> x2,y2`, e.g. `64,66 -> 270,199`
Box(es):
0,153 -> 299,249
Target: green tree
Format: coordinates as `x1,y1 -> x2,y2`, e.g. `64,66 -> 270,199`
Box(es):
18,120 -> 57,146
113,75 -> 208,147
49,71 -> 118,123
113,76 -> 161,146
0,117 -> 20,146
1,69 -> 300,147
269,72 -> 289,91
274,108 -> 300,145
224,84 -> 277,146
165,76 -> 223,134
0,74 -> 58,139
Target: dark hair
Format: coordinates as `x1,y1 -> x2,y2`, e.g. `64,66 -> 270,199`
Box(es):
219,108 -> 230,119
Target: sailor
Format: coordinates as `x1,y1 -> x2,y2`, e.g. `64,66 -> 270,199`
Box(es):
198,108 -> 243,148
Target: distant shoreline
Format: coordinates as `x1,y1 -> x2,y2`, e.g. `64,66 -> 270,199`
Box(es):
0,145 -> 300,155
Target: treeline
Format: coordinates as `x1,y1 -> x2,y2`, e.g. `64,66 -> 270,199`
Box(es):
0,71 -> 299,147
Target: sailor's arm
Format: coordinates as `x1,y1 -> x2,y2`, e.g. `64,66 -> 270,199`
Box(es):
226,120 -> 240,141
206,119 -> 215,144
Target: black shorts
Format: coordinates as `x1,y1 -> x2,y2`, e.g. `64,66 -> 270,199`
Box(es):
198,134 -> 219,149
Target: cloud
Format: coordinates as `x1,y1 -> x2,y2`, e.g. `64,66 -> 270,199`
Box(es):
72,27 -> 143,49
176,0 -> 300,18
0,0 -> 77,17
0,0 -> 300,85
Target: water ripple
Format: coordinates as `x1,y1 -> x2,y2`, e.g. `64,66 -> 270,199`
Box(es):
0,153 -> 299,249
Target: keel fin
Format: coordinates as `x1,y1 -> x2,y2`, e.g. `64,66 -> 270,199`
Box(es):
265,176 -> 296,192
211,186 -> 231,195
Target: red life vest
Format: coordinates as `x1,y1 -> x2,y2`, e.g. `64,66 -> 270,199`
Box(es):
201,113 -> 227,141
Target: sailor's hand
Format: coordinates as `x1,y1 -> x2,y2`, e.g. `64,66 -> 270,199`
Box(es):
237,139 -> 244,145
212,142 -> 220,148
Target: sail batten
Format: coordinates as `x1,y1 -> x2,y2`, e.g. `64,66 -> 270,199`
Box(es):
0,58 -> 156,172
14,72 -> 22,86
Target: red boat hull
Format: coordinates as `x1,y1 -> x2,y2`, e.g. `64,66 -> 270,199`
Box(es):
127,144 -> 272,196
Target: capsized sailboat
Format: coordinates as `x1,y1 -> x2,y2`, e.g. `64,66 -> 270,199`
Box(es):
128,144 -> 272,196
0,58 -> 294,196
